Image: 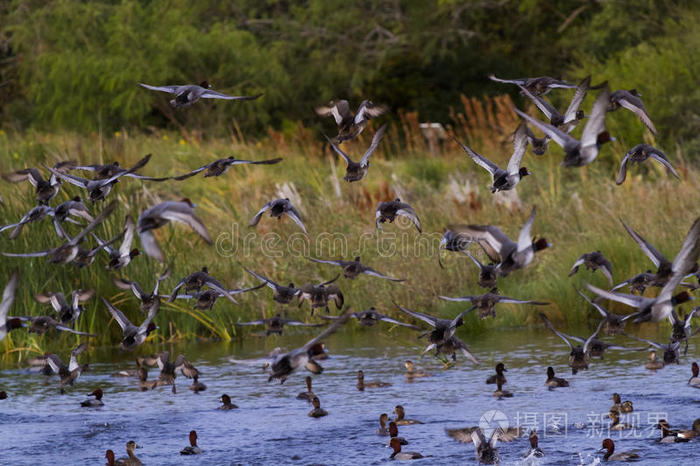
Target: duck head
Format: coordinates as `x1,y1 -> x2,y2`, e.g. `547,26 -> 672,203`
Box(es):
546,366 -> 555,378
495,362 -> 507,374
220,394 -> 231,404
311,396 -> 321,409
534,237 -> 550,251
199,81 -> 210,89
672,291 -> 693,305
180,198 -> 195,208
596,131 -> 613,146
519,167 -> 531,178
529,430 -> 539,448
188,430 -> 198,447
129,248 -> 140,259
105,449 -> 115,466
89,388 -> 103,400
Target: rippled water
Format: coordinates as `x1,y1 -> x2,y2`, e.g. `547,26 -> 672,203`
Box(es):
0,327 -> 698,465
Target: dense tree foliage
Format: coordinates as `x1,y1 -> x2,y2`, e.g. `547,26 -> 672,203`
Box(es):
0,0 -> 698,152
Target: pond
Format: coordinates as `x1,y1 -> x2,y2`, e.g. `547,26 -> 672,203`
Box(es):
0,326 -> 698,465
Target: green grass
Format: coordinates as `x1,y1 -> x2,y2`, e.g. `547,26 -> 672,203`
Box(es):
0,129 -> 698,363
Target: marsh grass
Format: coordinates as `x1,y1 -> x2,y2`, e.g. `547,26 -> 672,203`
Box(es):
0,97 -> 698,363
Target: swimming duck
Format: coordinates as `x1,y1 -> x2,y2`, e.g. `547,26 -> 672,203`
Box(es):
357,370 -> 391,390
375,199 -> 421,233
569,251 -> 614,287
517,76 -> 590,132
2,163 -> 71,204
545,367 -> 569,388
309,255 -> 405,281
599,438 -> 639,461
657,420 -> 690,443
448,207 -> 549,276
46,343 -> 89,393
180,430 -> 203,455
389,437 -> 423,460
522,430 -> 544,461
308,396 -> 328,418
608,89 -> 656,133
236,312 -> 325,336
297,376 -> 315,401
34,289 -> 94,326
113,267 -> 171,314
172,155 -> 282,180
393,303 -> 468,358
92,215 -> 139,270
376,413 -> 390,435
0,205 -> 55,239
69,159 -> 170,182
315,99 -> 388,143
404,361 -> 430,379
623,333 -> 680,364
689,362 -> 700,387
677,419 -> 700,440
244,268 -> 301,304
488,74 -> 577,95
249,198 -> 307,235
102,298 -> 158,351
439,288 -> 548,319
219,393 -> 238,409
586,217 -> 697,324
140,81 -> 262,108
137,199 -> 212,262
493,381 -> 513,398
576,288 -> 630,336
80,388 -> 104,407
0,271 -> 22,342
298,276 -> 343,315
609,412 -> 632,430
645,351 -> 664,370
455,121 -> 530,193
16,315 -> 95,337
46,154 -> 151,202
462,252 -> 499,289
3,201 -> 116,264
541,314 -> 604,374
389,421 -> 408,445
321,307 -> 420,330
486,363 -> 508,386
609,393 -> 633,414
324,123 -> 387,181
616,144 -> 679,184
106,440 -> 142,466
189,376 -> 207,393
393,405 -> 422,425
267,309 -> 352,383
169,267 -> 238,305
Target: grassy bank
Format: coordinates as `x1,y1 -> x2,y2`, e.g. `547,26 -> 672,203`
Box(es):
0,111 -> 698,362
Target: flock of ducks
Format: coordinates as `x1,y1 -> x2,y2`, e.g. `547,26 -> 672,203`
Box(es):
0,73 -> 699,464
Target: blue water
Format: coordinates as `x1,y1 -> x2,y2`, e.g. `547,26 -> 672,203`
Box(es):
0,327 -> 698,465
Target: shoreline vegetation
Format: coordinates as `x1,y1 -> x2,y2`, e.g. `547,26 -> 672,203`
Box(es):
1,98 -> 698,363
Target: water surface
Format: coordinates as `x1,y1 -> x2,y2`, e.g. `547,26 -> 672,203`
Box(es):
0,327 -> 698,465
